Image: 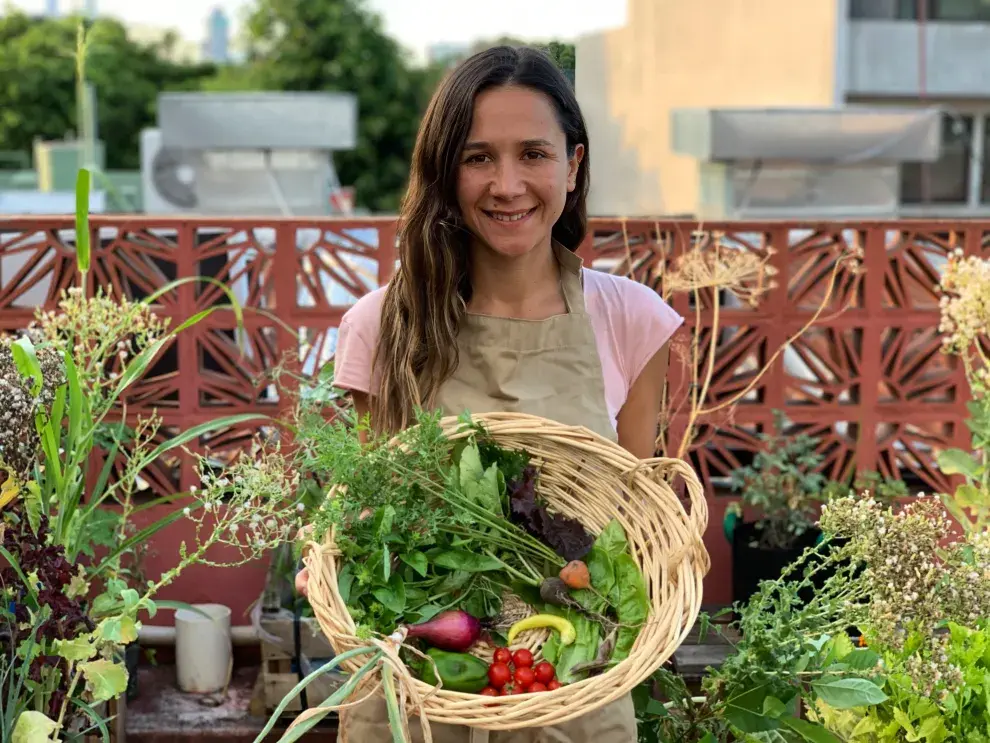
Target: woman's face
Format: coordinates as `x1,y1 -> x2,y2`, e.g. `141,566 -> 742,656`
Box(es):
456,85 -> 584,260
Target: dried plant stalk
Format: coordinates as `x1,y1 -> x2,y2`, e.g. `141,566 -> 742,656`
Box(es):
612,222 -> 863,461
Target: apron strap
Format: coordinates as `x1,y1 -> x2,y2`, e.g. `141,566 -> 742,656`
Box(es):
469,729 -> 491,743
551,241 -> 586,315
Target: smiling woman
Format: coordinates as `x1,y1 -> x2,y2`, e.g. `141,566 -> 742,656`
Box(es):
302,45 -> 683,741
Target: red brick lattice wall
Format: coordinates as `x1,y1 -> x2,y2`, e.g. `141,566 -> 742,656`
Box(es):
0,216 -> 978,607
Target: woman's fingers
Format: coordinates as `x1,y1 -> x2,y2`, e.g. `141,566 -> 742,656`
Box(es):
295,568 -> 310,597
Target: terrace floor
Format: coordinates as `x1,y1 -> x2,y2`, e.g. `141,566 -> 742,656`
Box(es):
124,666 -> 337,743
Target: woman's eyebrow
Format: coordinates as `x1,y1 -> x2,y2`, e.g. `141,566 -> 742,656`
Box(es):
463,138 -> 555,152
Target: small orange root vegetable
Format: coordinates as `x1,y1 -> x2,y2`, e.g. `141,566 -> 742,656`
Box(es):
559,560 -> 591,590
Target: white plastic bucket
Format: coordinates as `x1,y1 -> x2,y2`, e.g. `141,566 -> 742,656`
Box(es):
174,603 -> 232,694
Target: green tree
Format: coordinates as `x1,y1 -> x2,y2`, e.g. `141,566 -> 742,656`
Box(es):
223,0 -> 436,213
0,13 -> 216,170
468,37 -> 575,80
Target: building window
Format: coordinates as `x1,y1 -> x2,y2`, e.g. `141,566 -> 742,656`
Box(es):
901,114 -> 973,205
850,0 -> 926,18
852,0 -> 990,20
930,0 -> 990,21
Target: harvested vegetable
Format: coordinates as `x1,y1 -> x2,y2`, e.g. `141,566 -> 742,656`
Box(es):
511,648 -> 533,668
559,560 -> 591,590
420,649 -> 490,693
534,662 -> 555,684
514,666 -> 535,688
487,662 -> 512,689
285,412 -> 655,708
539,577 -> 571,606
507,466 -> 594,560
507,614 -> 577,646
405,610 -> 482,652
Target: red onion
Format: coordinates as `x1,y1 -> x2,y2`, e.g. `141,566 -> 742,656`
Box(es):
403,610 -> 482,652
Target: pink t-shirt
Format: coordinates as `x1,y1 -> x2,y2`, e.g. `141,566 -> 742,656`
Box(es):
332,269 -> 684,432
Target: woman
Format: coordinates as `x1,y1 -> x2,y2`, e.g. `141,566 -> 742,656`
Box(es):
298,45 -> 683,742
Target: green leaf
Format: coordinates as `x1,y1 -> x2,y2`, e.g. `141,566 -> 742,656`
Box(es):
12,710 -> 59,743
937,448 -> 982,479
96,615 -> 139,644
79,659 -> 128,702
400,552 -> 429,578
952,483 -> 986,509
372,576 -> 406,614
75,168 -> 91,273
610,553 -> 650,662
53,635 -> 96,662
457,443 -> 502,515
10,336 -> 43,395
840,648 -> 881,671
823,633 -> 855,666
595,519 -> 629,558
781,717 -> 843,743
134,413 -> 269,474
431,550 -> 503,573
23,482 -> 43,535
763,696 -> 787,718
724,683 -> 783,733
458,442 -> 484,489
811,677 -> 888,709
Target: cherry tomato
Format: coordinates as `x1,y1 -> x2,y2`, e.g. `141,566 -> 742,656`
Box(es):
499,684 -> 514,696
533,661 -> 555,684
480,686 -> 499,697
547,679 -> 562,691
513,666 -> 535,688
493,648 -> 512,665
512,648 -> 534,668
527,681 -> 548,693
488,662 -> 512,689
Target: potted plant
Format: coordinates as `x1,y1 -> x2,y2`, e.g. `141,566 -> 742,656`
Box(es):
723,410 -> 829,605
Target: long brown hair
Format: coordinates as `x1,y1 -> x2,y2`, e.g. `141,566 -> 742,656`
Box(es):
371,46 -> 591,432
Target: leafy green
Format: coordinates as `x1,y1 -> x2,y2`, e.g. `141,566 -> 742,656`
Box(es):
610,553 -> 649,662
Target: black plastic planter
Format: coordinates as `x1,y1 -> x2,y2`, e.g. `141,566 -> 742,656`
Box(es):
731,521 -> 824,607
124,641 -> 140,700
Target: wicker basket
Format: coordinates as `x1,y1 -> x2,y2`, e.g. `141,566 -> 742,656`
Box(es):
301,412 -> 709,734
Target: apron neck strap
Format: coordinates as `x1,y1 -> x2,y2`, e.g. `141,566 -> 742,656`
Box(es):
552,240 -> 585,314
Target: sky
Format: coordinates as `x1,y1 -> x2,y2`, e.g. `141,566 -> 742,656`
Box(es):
7,0 -> 628,60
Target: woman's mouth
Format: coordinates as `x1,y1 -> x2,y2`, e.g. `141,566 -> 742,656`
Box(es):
483,207 -> 536,225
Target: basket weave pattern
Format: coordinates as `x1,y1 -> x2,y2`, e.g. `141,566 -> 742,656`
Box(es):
303,412 -> 710,731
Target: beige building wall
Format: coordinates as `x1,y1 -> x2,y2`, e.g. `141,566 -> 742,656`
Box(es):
577,0 -> 843,217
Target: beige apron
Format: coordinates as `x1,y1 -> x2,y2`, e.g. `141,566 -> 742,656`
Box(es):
340,242 -> 637,743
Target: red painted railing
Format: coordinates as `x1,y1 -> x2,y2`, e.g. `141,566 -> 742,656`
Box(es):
0,216 -> 977,609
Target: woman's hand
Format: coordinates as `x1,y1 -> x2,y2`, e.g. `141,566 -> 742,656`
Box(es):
294,524 -> 315,597
295,567 -> 310,597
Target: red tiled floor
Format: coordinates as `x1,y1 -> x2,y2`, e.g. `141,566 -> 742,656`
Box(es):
125,666 -> 337,743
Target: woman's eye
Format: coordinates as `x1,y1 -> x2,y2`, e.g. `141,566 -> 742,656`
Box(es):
464,153 -> 490,164
523,150 -> 548,160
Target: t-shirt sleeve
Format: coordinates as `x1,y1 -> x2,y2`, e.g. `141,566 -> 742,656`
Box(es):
331,291 -> 384,394
620,281 -> 684,386
332,318 -> 374,393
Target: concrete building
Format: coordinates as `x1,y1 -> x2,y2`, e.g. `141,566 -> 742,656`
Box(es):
204,7 -> 230,64
577,0 -> 984,219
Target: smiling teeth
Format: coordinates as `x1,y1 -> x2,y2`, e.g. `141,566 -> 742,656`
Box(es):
490,211 -> 530,222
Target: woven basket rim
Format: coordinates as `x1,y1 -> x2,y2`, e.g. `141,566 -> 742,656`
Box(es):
299,411 -> 710,733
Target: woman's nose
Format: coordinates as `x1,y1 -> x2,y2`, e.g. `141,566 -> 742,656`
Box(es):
490,161 -> 526,199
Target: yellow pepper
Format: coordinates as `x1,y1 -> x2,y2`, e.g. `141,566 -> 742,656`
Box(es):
507,614 -> 576,646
